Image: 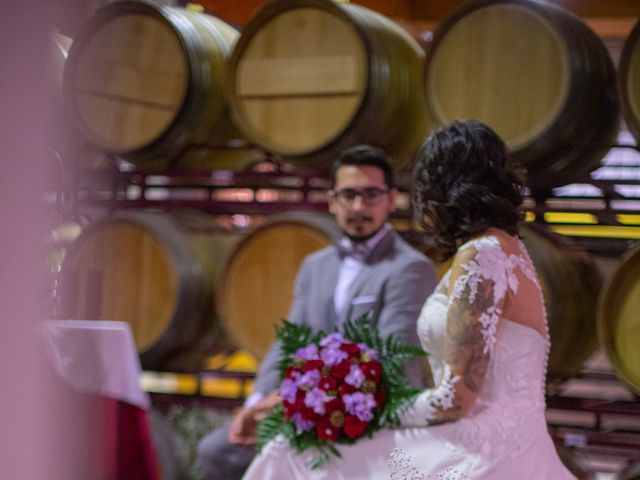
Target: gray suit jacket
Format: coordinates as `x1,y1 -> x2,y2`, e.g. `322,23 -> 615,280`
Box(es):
252,227 -> 437,396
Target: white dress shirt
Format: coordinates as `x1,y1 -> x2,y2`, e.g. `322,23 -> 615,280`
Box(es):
333,223 -> 391,315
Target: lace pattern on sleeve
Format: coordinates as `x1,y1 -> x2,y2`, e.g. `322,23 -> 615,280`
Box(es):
452,237 -> 524,354
399,364 -> 460,425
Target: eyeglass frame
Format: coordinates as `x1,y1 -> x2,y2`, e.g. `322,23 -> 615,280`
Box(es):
330,187 -> 391,207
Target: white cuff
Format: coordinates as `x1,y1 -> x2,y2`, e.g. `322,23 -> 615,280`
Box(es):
244,391 -> 264,408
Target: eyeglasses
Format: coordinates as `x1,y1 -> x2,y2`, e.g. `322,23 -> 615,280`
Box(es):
332,187 -> 390,207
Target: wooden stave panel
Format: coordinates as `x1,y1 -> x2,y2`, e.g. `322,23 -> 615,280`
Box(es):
64,0 -> 252,170
618,18 -> 640,144
231,6 -> 368,156
66,4 -> 188,152
426,5 -> 572,151
423,0 -> 619,189
226,0 -> 430,170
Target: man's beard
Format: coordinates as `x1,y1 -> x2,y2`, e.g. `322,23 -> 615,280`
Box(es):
344,215 -> 384,242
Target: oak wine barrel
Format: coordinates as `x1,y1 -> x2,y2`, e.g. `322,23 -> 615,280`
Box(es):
217,213 -> 341,358
61,210 -> 240,370
597,242 -> 640,395
226,0 -> 430,171
63,0 -> 259,171
424,0 -> 619,188
521,224 -> 603,381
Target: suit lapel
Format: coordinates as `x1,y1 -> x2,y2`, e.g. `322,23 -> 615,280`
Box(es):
323,250 -> 342,329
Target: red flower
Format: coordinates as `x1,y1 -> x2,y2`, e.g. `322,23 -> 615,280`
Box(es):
284,366 -> 300,378
294,390 -> 305,408
319,375 -> 338,392
325,397 -> 345,414
340,342 -> 361,357
343,415 -> 368,438
360,360 -> 382,383
331,359 -> 351,379
301,406 -> 321,422
338,383 -> 356,396
374,387 -> 387,406
283,390 -> 306,417
316,419 -> 340,441
283,401 -> 295,417
302,359 -> 324,372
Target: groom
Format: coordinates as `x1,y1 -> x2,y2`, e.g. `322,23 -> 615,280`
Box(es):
197,145 -> 437,479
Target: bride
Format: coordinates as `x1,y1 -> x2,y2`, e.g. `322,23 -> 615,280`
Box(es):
242,120 -> 575,479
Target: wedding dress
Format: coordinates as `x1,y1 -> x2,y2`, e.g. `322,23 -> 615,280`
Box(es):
242,233 -> 575,479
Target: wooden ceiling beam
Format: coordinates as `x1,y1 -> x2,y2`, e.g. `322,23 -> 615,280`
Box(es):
190,0 -> 640,26
406,0 -> 640,21
186,0 -> 266,26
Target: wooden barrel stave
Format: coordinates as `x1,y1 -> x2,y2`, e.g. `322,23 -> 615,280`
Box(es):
619,19 -> 640,144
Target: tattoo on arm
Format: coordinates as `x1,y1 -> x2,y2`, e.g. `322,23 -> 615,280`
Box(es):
445,276 -> 493,393
402,269 -> 496,427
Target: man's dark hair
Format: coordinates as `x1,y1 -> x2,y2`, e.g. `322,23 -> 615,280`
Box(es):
413,119 -> 525,260
331,145 -> 394,189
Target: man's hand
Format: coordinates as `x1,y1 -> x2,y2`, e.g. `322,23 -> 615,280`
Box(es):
228,391 -> 281,445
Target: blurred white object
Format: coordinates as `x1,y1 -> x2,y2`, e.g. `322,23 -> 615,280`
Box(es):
43,320 -> 150,410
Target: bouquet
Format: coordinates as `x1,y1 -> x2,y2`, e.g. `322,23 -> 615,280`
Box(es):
257,316 -> 426,468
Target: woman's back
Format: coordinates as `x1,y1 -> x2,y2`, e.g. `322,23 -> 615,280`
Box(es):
473,229 -> 547,337
420,228 -> 550,415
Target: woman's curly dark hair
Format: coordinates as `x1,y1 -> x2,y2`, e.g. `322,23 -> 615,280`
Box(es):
413,119 -> 525,260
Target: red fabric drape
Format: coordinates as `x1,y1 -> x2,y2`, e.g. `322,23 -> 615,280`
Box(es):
100,397 -> 161,480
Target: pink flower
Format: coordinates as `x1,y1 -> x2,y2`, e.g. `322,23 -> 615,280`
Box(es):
304,388 -> 330,415
345,363 -> 365,388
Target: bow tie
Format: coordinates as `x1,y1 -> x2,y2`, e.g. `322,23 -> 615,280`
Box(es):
336,242 -> 371,262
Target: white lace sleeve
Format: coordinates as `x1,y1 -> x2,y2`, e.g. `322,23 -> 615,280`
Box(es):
400,237 -> 517,426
